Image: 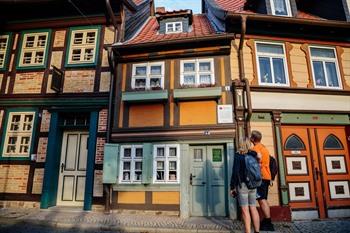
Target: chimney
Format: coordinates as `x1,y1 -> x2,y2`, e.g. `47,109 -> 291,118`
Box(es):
156,7 -> 165,13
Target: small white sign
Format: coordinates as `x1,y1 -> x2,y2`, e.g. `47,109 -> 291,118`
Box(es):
218,105 -> 233,123
291,150 -> 301,155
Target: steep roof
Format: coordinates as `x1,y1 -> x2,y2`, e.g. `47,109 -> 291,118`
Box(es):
125,14 -> 216,45
211,0 -> 323,20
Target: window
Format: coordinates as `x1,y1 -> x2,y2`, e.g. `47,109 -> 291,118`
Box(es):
270,0 -> 292,16
153,144 -> 180,183
0,35 -> 10,69
67,27 -> 100,66
180,58 -> 215,87
119,145 -> 143,183
18,31 -> 50,68
324,134 -> 343,150
132,62 -> 164,90
285,134 -> 305,150
310,47 -> 342,89
2,112 -> 35,157
256,42 -> 289,86
165,22 -> 183,33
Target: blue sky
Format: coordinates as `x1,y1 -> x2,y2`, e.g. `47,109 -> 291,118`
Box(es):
155,0 -> 201,13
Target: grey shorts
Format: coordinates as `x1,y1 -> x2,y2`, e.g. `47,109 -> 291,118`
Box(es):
237,183 -> 257,207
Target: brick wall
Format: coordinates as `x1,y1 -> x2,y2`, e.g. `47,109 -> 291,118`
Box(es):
13,72 -> 44,94
36,137 -> 48,162
63,70 -> 95,93
40,110 -> 51,132
32,169 -> 44,194
99,72 -> 110,92
53,30 -> 66,47
0,165 -> 29,193
93,170 -> 103,197
98,109 -> 108,132
0,201 -> 39,209
95,137 -> 106,164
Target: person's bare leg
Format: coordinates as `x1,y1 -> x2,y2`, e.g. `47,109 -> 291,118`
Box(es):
249,206 -> 260,232
241,206 -> 251,233
258,199 -> 270,218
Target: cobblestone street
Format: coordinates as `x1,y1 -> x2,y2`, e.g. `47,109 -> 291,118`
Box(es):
0,208 -> 349,233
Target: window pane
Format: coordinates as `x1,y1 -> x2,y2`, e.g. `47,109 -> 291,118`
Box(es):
72,49 -> 81,61
157,161 -> 164,170
135,171 -> 142,181
199,75 -> 211,84
0,54 -> 4,66
86,32 -> 96,44
310,48 -> 335,58
135,66 -> 146,75
135,161 -> 142,170
184,63 -> 195,72
259,57 -> 272,83
169,147 -> 177,157
273,0 -> 288,16
135,78 -> 146,88
325,62 -> 339,87
37,35 -> 47,47
123,161 -> 131,170
150,65 -> 162,75
23,52 -> 32,64
167,24 -> 174,32
135,148 -> 143,157
169,161 -> 177,170
199,62 -> 211,71
34,51 -> 44,63
272,58 -> 286,84
175,23 -> 182,32
74,33 -> 84,44
84,48 -> 94,61
157,147 -> 165,157
124,148 -> 131,157
184,75 -> 195,85
312,61 -> 326,86
324,134 -> 343,149
0,38 -> 7,50
257,43 -> 284,54
25,36 -> 35,47
123,172 -> 130,181
285,134 -> 305,150
150,78 -> 161,88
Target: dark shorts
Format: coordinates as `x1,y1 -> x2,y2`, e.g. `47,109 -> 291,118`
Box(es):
257,179 -> 270,200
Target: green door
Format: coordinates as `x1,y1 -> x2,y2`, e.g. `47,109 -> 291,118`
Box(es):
190,145 -> 226,216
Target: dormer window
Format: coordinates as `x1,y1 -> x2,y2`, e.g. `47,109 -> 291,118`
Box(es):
270,0 -> 292,17
166,22 -> 183,34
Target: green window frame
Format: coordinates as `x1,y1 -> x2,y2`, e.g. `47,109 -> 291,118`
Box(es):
16,29 -> 52,70
65,25 -> 101,68
0,108 -> 39,160
0,32 -> 12,71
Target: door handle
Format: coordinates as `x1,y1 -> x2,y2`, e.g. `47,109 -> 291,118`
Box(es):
61,163 -> 65,173
190,173 -> 196,185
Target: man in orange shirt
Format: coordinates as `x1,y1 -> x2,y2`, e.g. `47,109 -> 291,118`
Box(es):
250,130 -> 274,231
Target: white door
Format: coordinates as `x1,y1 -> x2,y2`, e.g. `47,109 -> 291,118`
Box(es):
57,131 -> 89,206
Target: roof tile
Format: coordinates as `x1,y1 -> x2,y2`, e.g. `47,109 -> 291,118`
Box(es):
126,14 -> 216,45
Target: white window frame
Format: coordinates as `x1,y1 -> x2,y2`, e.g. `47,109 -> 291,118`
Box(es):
119,145 -> 143,184
67,29 -> 99,65
180,58 -> 215,87
0,35 -> 9,69
19,32 -> 49,67
131,62 -> 164,90
165,21 -> 183,34
153,144 -> 180,184
270,0 -> 292,17
255,41 -> 290,87
3,112 -> 35,158
309,46 -> 342,90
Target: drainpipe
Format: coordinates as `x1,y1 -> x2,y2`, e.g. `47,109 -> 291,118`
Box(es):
237,15 -> 252,139
104,0 -> 120,213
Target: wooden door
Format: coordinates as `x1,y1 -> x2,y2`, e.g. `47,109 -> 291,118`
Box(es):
189,145 -> 226,216
57,131 -> 89,206
282,126 -> 350,218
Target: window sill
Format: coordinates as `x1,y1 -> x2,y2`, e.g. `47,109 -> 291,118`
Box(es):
173,87 -> 222,101
122,90 -> 168,103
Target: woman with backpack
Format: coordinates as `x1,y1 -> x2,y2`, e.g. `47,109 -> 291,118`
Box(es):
230,138 -> 261,233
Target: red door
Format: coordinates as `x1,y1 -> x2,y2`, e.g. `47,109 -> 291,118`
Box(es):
282,126 -> 350,219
